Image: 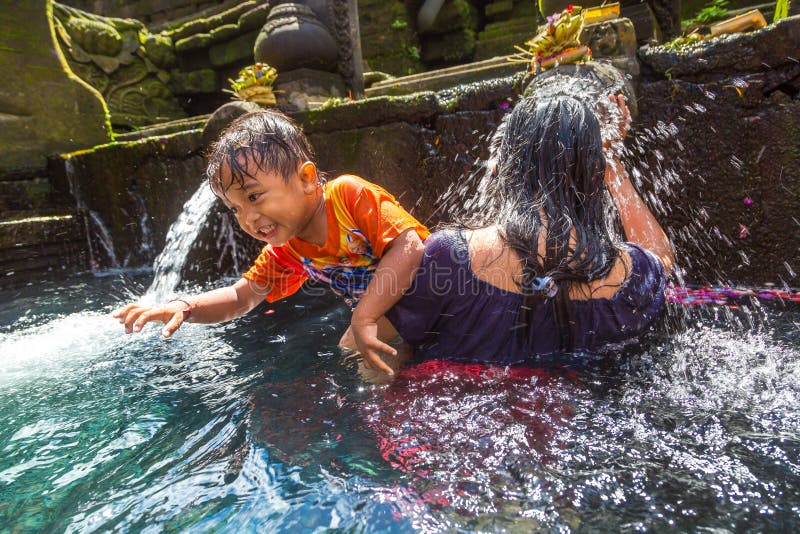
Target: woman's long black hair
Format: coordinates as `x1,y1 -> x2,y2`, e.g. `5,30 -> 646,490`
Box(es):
487,96 -> 619,351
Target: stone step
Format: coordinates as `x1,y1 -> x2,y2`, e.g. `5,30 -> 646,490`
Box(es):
0,177 -> 67,213
474,15 -> 540,61
474,32 -> 537,61
366,54 -> 521,97
481,15 -> 540,38
0,212 -> 88,288
114,115 -> 210,142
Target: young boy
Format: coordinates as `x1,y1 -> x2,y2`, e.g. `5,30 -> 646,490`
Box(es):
113,110 -> 429,376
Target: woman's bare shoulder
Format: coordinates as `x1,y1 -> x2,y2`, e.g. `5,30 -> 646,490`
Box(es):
466,226 -> 524,292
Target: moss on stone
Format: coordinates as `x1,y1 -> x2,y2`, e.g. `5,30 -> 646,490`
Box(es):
238,4 -> 271,31
208,30 -> 259,68
167,68 -> 218,95
175,33 -> 212,53
55,128 -> 207,267
209,24 -> 240,43
142,33 -> 176,69
359,0 -> 423,76
170,18 -> 211,41
65,17 -> 122,56
298,92 -> 443,134
0,0 -> 111,173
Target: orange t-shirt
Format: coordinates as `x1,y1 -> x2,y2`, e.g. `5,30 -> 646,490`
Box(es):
243,175 -> 430,304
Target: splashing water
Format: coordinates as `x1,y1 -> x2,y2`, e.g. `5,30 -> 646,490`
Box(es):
2,273 -> 798,531
4,70 -> 798,531
144,183 -> 218,303
64,158 -> 121,270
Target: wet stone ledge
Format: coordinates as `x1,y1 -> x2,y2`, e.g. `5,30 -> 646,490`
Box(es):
50,129 -> 206,270
639,15 -> 800,80
52,47 -> 800,286
295,74 -> 523,134
0,214 -> 88,288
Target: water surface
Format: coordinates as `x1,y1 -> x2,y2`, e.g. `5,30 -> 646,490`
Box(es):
1,274 -> 799,531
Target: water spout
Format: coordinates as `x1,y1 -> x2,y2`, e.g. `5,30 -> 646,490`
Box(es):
144,182 -> 218,303
64,157 -> 120,271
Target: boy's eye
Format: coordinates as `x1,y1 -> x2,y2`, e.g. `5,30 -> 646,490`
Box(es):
247,192 -> 261,202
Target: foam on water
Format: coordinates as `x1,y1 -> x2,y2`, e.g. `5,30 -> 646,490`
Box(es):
0,312 -> 121,381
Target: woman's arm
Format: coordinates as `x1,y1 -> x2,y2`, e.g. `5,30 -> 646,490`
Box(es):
113,277 -> 265,338
603,94 -> 675,274
605,160 -> 675,274
350,228 -> 424,375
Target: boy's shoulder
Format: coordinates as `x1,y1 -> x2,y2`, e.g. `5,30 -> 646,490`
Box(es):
326,174 -> 386,208
327,174 -> 394,198
327,174 -> 369,193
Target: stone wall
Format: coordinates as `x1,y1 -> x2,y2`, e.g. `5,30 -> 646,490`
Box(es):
636,16 -> 800,285
52,1 -> 272,128
60,0 -> 236,28
48,17 -> 800,287
0,0 -> 111,175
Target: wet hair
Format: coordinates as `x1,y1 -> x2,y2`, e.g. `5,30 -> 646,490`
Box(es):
489,96 -> 619,350
206,109 -> 315,195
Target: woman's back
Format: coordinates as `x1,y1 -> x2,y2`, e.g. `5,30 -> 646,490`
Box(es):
386,229 -> 666,365
467,226 -> 632,300
384,95 -> 673,367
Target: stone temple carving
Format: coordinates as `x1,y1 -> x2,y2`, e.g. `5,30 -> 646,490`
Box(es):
50,0 -> 365,125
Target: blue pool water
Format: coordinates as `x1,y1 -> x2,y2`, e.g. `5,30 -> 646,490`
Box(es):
1,273 -> 799,531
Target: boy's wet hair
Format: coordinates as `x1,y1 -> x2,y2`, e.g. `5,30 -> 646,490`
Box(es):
206,109 -> 315,194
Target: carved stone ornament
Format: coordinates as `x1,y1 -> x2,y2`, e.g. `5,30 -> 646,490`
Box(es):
52,2 -> 186,127
254,3 -> 339,72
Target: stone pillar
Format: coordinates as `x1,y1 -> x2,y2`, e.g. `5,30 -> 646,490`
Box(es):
340,0 -> 364,99
0,0 -> 111,175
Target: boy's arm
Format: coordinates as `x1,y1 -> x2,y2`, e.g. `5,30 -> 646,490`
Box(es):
350,228 -> 424,375
113,277 -> 265,338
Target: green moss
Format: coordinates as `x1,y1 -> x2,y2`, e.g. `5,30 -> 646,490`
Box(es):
167,68 -> 218,95
208,30 -> 259,67
360,0 -> 423,76
65,17 -> 122,56
0,0 -> 111,172
299,92 -> 442,134
175,33 -> 212,52
170,18 -> 211,41
209,24 -> 239,43
142,33 -> 176,69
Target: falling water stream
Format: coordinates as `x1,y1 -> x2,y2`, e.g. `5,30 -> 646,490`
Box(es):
2,88 -> 799,530
144,182 -> 219,303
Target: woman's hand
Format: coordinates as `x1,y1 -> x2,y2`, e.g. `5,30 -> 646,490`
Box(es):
112,300 -> 191,338
350,320 -> 397,376
601,93 -> 632,154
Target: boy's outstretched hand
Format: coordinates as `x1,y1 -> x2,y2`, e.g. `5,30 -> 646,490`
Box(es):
112,300 -> 191,338
350,321 -> 397,376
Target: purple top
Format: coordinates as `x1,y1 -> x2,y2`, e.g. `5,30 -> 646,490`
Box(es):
386,229 -> 666,365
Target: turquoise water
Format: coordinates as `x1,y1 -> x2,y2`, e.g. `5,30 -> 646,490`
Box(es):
1,274 -> 799,531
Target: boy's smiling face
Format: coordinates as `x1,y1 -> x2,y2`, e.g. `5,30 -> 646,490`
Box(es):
214,159 -> 325,247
